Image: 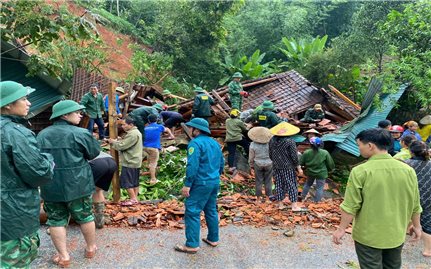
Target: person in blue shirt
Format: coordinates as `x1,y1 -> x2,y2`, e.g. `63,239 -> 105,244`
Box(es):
175,118 -> 224,254
143,114 -> 174,184
103,87 -> 127,118
402,120 -> 422,141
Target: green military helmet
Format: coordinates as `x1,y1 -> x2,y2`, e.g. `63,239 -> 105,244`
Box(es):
194,87 -> 205,93
153,103 -> 163,111
50,100 -> 85,120
186,118 -> 211,134
262,100 -> 274,110
162,89 -> 172,95
0,81 -> 36,107
232,72 -> 243,79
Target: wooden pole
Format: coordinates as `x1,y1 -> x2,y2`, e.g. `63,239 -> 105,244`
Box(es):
108,82 -> 121,203
327,85 -> 361,110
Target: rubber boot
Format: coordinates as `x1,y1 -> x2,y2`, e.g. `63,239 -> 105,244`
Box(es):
93,202 -> 105,229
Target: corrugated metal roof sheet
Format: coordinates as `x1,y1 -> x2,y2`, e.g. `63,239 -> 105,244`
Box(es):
322,84 -> 408,156
1,57 -> 64,117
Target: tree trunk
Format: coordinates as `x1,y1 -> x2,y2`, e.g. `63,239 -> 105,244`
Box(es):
116,0 -> 120,16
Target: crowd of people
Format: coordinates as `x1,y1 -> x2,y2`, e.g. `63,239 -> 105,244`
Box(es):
1,78 -> 430,268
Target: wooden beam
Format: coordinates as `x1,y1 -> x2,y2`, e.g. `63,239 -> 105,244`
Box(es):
108,81 -> 120,203
169,93 -> 187,101
327,85 -> 361,110
211,90 -> 231,112
215,104 -> 230,118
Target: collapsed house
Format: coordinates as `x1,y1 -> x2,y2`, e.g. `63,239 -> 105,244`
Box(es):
176,70 -> 361,138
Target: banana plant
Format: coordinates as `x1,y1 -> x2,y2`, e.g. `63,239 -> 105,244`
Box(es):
279,35 -> 328,69
219,49 -> 276,85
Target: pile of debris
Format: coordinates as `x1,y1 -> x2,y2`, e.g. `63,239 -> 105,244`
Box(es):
175,70 -> 361,138
103,197 -> 343,230
103,173 -> 344,231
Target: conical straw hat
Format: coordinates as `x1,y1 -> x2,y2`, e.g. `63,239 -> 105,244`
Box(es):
419,115 -> 431,125
248,127 -> 273,143
303,128 -> 321,135
270,122 -> 300,136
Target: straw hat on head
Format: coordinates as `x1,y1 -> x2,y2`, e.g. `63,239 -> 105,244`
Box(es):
420,115 -> 431,125
303,128 -> 321,135
270,122 -> 300,136
248,127 -> 273,144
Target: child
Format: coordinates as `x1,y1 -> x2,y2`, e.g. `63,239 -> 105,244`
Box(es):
300,137 -> 335,203
109,117 -> 143,206
248,127 -> 273,199
393,134 -> 416,160
389,125 -> 404,155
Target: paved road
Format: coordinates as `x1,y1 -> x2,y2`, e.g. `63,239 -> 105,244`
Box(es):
33,224 -> 430,268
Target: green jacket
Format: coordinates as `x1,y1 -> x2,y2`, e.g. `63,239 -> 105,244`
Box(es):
111,126 -> 143,168
228,81 -> 243,110
129,106 -> 159,130
80,92 -> 105,118
303,108 -> 325,122
1,115 -> 54,241
225,118 -> 247,142
192,93 -> 214,117
257,110 -> 281,128
300,148 -> 335,179
37,120 -> 101,202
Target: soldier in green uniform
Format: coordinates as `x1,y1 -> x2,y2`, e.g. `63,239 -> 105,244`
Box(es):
128,104 -> 162,137
1,81 -> 54,269
192,87 -> 214,123
228,72 -> 244,110
256,101 -> 281,129
300,104 -> 325,123
80,84 -> 105,140
37,100 -> 101,267
162,90 -> 178,106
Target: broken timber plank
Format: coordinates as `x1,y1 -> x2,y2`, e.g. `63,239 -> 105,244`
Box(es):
215,104 -> 229,118
212,90 -> 231,112
327,85 -> 361,110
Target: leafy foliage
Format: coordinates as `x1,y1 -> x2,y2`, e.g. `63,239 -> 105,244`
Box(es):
108,150 -> 187,201
219,49 -> 277,85
381,1 -> 431,108
279,35 -> 328,69
129,49 -> 173,86
1,0 -> 106,79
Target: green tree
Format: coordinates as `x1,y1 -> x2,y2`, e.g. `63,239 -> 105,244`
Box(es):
1,0 -> 106,79
381,1 -> 431,108
279,35 -> 328,69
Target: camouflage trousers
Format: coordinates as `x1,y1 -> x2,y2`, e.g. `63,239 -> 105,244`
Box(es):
44,196 -> 94,227
230,96 -> 243,110
0,232 -> 40,269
